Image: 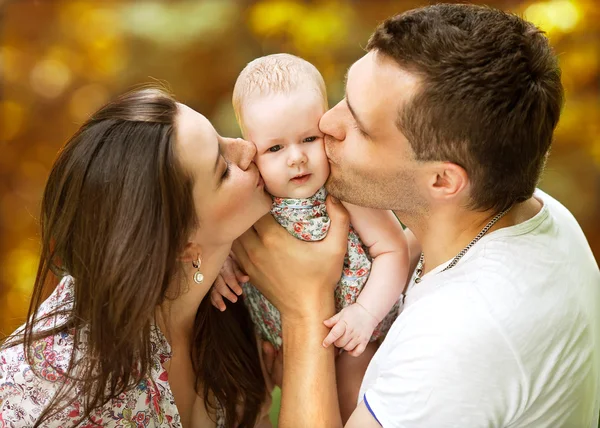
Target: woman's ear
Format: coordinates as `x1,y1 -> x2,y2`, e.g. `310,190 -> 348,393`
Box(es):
180,242 -> 202,263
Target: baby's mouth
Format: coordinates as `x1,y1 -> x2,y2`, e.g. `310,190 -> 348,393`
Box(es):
290,173 -> 311,184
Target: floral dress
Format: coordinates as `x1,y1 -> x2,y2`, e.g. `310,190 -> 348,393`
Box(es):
243,187 -> 400,349
0,276 -> 225,427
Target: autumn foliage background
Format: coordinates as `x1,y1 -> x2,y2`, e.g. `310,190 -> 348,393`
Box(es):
1,0 -> 599,338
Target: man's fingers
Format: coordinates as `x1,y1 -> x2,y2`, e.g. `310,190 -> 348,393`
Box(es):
261,341 -> 283,388
272,348 -> 284,387
262,341 -> 276,375
260,341 -> 276,392
232,237 -> 253,277
235,225 -> 262,252
324,195 -> 350,246
322,320 -> 346,348
251,212 -> 282,239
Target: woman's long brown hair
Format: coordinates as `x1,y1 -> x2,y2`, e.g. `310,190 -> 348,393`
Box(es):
1,88 -> 265,427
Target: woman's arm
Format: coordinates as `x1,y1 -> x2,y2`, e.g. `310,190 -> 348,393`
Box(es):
232,196 -> 349,428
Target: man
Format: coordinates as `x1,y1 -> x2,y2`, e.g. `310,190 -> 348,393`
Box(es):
233,4 -> 600,427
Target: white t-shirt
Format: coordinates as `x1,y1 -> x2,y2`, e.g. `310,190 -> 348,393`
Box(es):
359,190 -> 600,427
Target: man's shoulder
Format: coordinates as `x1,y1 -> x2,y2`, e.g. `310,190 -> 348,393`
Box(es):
459,189 -> 597,295
534,188 -> 593,248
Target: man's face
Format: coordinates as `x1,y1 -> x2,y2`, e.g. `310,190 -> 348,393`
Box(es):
320,51 -> 425,213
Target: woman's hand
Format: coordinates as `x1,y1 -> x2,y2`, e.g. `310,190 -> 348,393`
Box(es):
232,195 -> 349,321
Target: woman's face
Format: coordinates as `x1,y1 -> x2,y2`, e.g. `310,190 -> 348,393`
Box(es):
175,103 -> 271,247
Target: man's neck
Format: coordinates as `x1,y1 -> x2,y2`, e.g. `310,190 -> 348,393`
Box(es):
398,196 -> 543,275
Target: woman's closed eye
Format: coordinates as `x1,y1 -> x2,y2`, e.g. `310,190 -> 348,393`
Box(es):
221,160 -> 231,180
268,144 -> 283,153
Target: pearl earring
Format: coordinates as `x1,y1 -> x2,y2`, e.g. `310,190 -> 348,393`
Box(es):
192,256 -> 204,284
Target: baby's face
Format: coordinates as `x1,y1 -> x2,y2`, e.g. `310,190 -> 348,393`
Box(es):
241,91 -> 330,199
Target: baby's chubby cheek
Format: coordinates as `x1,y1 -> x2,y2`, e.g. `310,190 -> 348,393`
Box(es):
254,157 -> 284,197
263,176 -> 287,198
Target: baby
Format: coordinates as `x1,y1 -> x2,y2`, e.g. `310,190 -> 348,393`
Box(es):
212,53 -> 409,418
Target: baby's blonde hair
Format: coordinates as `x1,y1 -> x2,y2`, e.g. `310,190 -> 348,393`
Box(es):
232,53 -> 327,133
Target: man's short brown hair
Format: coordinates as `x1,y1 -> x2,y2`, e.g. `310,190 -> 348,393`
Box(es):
367,4 -> 564,213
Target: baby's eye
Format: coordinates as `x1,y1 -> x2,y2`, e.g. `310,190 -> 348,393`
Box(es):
268,145 -> 283,153
303,136 -> 318,143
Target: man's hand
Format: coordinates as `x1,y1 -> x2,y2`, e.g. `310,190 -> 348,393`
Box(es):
232,195 -> 349,321
234,195 -> 348,428
322,303 -> 379,357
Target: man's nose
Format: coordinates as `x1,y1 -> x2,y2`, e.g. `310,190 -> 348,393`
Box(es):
319,100 -> 345,142
223,137 -> 256,171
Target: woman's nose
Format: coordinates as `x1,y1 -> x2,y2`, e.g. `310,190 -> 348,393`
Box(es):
222,137 -> 255,171
319,101 -> 345,142
287,146 -> 308,167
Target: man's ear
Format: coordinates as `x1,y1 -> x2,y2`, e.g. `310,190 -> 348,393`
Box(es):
428,161 -> 469,201
180,242 -> 202,263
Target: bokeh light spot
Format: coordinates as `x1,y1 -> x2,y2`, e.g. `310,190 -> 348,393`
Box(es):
69,84 -> 110,122
0,101 -> 25,141
0,46 -> 25,83
525,0 -> 580,33
30,58 -> 72,98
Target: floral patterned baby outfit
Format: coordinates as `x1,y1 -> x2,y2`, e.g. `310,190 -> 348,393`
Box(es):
0,276 -> 226,427
243,187 -> 400,349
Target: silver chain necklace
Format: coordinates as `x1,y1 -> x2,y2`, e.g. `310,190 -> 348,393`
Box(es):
414,207 -> 511,283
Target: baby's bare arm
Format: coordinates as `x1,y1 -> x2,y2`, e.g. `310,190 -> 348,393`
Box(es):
343,202 -> 409,322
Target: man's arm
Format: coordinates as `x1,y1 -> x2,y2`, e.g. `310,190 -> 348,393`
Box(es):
280,312 -> 339,427
346,402 -> 383,428
233,196 -> 349,427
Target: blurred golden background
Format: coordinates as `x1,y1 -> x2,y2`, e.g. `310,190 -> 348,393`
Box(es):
1,0 -> 599,339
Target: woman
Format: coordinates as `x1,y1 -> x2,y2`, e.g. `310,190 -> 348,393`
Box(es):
0,88 -> 273,427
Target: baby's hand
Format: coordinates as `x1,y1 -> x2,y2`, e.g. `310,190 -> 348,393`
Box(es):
210,253 -> 250,311
322,303 -> 379,357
